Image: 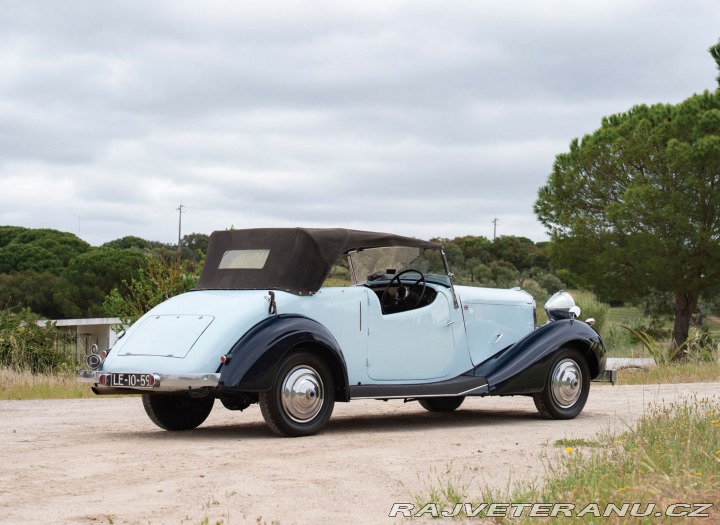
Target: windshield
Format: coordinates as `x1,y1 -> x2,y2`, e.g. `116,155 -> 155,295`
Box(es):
347,246 -> 451,286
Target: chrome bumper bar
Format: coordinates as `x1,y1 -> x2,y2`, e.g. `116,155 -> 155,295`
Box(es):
77,370 -> 221,389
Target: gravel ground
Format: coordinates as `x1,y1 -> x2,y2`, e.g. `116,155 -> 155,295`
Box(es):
2,382 -> 719,524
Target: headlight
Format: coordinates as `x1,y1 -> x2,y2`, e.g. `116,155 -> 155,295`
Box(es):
544,291 -> 581,321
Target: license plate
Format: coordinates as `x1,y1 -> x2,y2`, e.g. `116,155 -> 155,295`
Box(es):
111,373 -> 154,388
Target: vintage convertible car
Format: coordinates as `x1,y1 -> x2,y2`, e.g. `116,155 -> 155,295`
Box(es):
78,228 -> 612,437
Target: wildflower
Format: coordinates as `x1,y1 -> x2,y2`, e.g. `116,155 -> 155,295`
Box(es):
565,447 -> 573,454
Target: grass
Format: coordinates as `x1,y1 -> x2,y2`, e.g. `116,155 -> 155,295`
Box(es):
412,396 -> 720,523
616,361 -> 720,385
0,367 -> 96,400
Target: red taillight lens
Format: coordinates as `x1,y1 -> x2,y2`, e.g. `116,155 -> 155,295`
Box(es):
99,374 -> 107,385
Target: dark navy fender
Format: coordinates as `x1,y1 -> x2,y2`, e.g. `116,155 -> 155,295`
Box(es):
471,319 -> 605,396
218,314 -> 349,399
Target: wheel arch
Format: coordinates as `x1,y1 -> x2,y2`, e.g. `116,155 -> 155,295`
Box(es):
218,314 -> 349,401
475,319 -> 605,396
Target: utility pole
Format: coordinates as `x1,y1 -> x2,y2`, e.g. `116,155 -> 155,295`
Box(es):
492,218 -> 498,240
177,204 -> 185,253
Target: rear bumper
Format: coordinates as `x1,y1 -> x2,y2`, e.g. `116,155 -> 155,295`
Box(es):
76,369 -> 221,393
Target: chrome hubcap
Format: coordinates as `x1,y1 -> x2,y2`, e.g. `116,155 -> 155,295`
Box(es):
550,359 -> 582,408
281,365 -> 324,423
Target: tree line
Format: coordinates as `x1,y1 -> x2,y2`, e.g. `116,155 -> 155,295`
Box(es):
0,226 -> 566,320
0,226 -> 208,320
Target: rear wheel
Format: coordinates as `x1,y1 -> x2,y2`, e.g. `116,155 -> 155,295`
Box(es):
533,348 -> 589,419
142,394 -> 214,431
418,396 -> 465,412
259,351 -> 335,437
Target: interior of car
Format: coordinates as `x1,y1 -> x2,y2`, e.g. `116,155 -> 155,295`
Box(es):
364,269 -> 438,315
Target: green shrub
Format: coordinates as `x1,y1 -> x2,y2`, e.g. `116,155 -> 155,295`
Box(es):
627,314 -> 671,340
574,291 -> 609,333
0,306 -> 72,372
684,325 -> 719,363
620,325 -> 718,364
535,272 -> 564,295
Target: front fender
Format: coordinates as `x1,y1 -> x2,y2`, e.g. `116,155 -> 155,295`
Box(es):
473,319 -> 605,395
218,314 -> 349,398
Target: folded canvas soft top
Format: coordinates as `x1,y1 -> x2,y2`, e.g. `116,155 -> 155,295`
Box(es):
195,227 -> 441,295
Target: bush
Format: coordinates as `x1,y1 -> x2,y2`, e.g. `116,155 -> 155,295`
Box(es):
520,278 -> 547,304
535,272 -> 564,295
685,325 -> 719,363
0,306 -> 72,372
574,291 -> 609,333
627,315 -> 671,340
103,254 -> 201,327
620,325 -> 718,364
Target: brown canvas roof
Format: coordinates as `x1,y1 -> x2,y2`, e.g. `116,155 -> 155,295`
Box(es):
195,228 -> 441,295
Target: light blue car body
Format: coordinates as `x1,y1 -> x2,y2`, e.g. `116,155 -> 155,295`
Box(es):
101,284 -> 534,387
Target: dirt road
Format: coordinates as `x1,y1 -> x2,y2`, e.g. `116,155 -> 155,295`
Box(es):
2,382 -> 719,525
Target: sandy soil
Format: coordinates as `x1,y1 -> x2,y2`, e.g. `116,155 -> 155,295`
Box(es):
2,382 -> 719,525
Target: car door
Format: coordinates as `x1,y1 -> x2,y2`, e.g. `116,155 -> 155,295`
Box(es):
365,286 -> 459,381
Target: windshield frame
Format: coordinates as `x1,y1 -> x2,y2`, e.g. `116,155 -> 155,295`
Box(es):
347,245 -> 456,298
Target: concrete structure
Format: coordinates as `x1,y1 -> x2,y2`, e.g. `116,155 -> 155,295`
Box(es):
37,318 -> 125,363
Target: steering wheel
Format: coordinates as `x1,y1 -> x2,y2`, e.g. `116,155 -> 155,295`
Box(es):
381,269 -> 427,314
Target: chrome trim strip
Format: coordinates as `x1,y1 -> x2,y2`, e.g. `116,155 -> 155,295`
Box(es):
351,384 -> 490,400
457,383 -> 490,396
351,392 -> 477,400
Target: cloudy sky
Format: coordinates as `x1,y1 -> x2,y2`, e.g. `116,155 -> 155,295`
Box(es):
1,1 -> 718,246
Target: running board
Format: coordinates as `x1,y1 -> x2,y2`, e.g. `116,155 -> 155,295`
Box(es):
348,375 -> 489,400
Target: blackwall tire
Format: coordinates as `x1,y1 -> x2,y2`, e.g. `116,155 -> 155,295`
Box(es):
259,351 -> 335,437
533,348 -> 590,420
142,394 -> 214,431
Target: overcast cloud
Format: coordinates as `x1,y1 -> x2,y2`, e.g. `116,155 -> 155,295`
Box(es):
0,0 -> 717,245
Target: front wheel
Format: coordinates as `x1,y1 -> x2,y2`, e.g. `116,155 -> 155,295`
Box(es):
142,394 -> 214,430
418,396 -> 465,412
259,351 -> 335,437
533,348 -> 590,420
